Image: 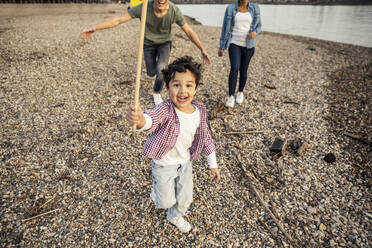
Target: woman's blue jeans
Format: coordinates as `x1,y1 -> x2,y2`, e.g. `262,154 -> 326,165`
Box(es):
143,41 -> 172,93
228,43 -> 255,96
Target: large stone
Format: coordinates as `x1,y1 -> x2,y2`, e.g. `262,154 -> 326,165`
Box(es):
270,138 -> 287,158
324,153 -> 336,163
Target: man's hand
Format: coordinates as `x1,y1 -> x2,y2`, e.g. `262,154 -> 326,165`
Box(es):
218,48 -> 224,57
248,31 -> 256,40
81,13 -> 132,42
127,105 -> 146,129
210,168 -> 221,183
201,50 -> 211,65
81,27 -> 96,42
180,23 -> 211,65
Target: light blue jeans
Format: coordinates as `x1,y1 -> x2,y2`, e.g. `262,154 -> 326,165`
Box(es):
151,160 -> 193,220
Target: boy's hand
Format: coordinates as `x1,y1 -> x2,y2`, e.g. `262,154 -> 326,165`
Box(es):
218,49 -> 224,57
210,168 -> 221,183
127,105 -> 145,129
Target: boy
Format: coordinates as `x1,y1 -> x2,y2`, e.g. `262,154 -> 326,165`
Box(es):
127,56 -> 220,233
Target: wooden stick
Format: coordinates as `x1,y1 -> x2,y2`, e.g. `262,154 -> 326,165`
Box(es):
233,151 -> 294,244
264,84 -> 276,90
298,214 -> 316,223
283,101 -> 300,105
132,0 -> 148,137
251,183 -> 293,242
51,103 -> 64,108
22,208 -> 60,222
259,218 -> 283,247
40,195 -> 56,209
223,131 -> 263,135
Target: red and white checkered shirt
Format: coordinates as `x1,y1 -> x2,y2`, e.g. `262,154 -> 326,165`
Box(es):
142,99 -> 216,161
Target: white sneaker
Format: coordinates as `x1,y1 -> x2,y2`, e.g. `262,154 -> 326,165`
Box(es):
236,92 -> 244,104
145,74 -> 156,80
153,93 -> 163,106
225,96 -> 235,108
168,216 -> 192,233
150,188 -> 155,203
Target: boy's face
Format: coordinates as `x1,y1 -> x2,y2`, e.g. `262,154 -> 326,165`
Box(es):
168,70 -> 197,113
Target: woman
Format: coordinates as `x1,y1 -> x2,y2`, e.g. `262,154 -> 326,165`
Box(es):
218,0 -> 261,108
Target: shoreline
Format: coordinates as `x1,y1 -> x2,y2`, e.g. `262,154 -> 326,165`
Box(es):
1,4 -> 371,247
1,3 -> 370,49
261,31 -> 370,49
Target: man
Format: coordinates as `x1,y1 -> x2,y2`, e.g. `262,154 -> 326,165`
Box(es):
82,0 -> 211,106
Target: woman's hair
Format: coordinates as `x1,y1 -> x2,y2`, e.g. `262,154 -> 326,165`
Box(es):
162,56 -> 202,89
238,0 -> 248,7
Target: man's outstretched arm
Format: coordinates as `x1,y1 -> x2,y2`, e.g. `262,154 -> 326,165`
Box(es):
82,12 -> 133,41
180,23 -> 211,65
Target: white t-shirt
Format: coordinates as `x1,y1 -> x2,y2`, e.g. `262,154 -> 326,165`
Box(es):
230,11 -> 252,47
153,106 -> 200,166
140,106 -> 218,168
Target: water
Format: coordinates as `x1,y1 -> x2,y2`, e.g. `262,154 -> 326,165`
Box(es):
178,4 -> 372,48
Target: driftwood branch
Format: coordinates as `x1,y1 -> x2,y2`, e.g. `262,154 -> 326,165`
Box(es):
233,151 -> 294,245
283,101 -> 300,105
264,84 -> 276,90
22,208 -> 60,222
259,218 -> 284,247
223,130 -> 263,135
249,178 -> 294,243
209,102 -> 225,120
298,214 -> 316,223
40,195 -> 56,209
51,103 -> 64,108
343,132 -> 372,145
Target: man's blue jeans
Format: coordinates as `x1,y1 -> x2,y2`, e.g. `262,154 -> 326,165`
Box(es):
228,43 -> 255,96
143,41 -> 172,93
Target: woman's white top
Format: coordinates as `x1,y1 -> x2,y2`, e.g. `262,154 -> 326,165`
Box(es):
230,11 -> 253,47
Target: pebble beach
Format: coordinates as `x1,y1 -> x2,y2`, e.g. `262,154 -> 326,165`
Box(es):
0,3 -> 371,247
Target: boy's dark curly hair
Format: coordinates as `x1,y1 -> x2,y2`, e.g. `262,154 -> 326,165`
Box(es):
162,56 -> 202,89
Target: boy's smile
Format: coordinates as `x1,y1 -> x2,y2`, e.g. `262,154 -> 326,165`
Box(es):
168,70 -> 197,114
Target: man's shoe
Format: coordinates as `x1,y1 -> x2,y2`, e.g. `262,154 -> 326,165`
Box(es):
225,96 -> 235,108
168,216 -> 192,233
145,74 -> 156,80
153,93 -> 163,106
236,92 -> 244,104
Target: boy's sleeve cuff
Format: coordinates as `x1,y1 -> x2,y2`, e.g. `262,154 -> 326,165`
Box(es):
206,151 -> 218,169
136,114 -> 152,132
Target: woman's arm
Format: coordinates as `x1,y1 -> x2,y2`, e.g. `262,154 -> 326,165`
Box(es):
248,4 -> 261,40
219,6 -> 231,50
254,5 -> 262,34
